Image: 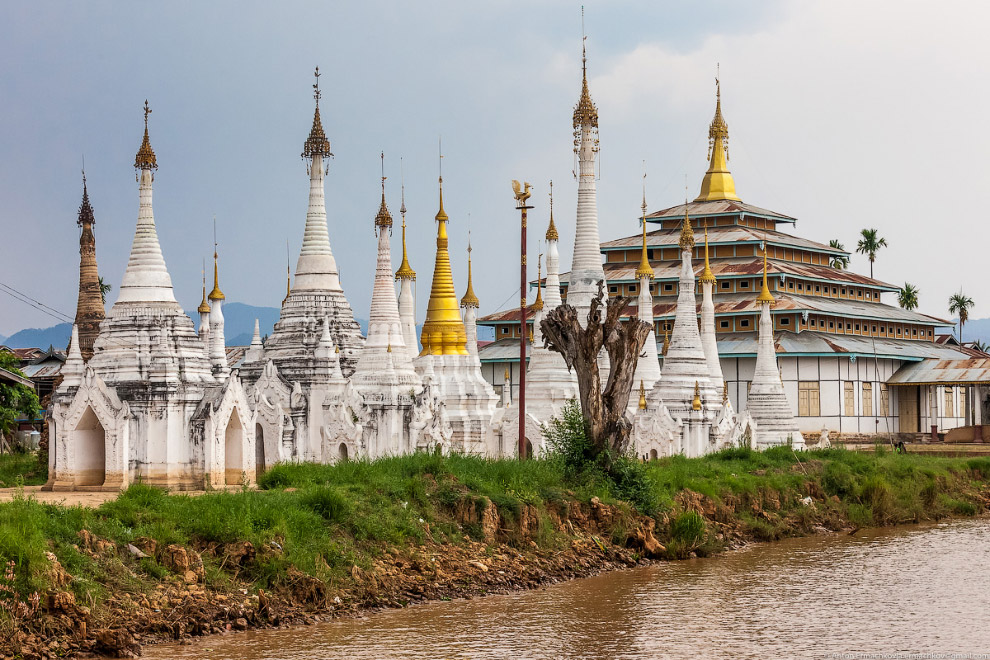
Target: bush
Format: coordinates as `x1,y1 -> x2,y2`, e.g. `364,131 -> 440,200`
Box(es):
299,486 -> 353,524
823,461 -> 856,496
670,511 -> 706,546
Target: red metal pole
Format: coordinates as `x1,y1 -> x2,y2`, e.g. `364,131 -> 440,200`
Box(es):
519,203 -> 528,459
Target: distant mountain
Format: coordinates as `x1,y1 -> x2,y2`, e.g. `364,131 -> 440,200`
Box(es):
0,303 -> 377,351
3,322 -> 72,350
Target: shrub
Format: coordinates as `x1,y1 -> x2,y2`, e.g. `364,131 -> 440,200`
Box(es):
299,486 -> 353,524
823,461 -> 856,497
670,510 -> 706,546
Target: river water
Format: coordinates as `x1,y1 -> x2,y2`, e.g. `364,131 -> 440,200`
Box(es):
146,519 -> 990,659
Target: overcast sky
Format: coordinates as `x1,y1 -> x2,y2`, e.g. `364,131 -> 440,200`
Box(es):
1,1 -> 988,336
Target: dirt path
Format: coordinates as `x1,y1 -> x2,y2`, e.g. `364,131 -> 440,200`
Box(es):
0,486 -> 222,507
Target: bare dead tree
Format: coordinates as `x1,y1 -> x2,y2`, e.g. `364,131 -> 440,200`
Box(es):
540,281 -> 652,457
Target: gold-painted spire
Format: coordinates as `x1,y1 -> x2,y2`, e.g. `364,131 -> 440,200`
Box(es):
302,67 -> 331,159
572,36 -> 599,129
395,174 -> 416,280
638,380 -> 647,410
374,153 -> 393,228
461,234 -> 479,308
545,180 -> 558,241
692,381 -> 702,411
756,241 -> 775,306
208,250 -> 225,301
696,72 -> 740,202
532,250 -> 544,311
635,183 -> 654,280
699,219 -> 716,284
134,100 -> 157,171
662,326 -> 670,356
420,175 -> 468,355
197,263 -> 211,314
209,220 -> 225,301
678,202 -> 696,251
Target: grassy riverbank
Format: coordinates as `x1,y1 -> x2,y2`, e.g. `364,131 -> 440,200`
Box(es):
1,447 -> 988,658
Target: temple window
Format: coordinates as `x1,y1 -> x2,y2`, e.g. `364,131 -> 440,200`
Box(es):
740,319 -> 750,329
609,285 -> 618,294
720,320 -> 730,329
663,284 -> 674,292
862,383 -> 873,417
721,281 -> 731,289
740,280 -> 750,289
781,317 -> 790,326
798,381 -> 820,416
629,284 -> 637,293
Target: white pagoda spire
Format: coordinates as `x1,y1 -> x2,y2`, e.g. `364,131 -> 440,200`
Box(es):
567,40 -> 606,325
207,228 -> 229,379
244,318 -> 264,363
395,172 -> 418,363
651,207 -> 717,414
352,163 -> 418,387
631,186 -> 661,392
460,234 -> 481,361
699,221 -> 724,398
746,246 -> 803,448
294,67 -> 341,292
117,101 -> 177,304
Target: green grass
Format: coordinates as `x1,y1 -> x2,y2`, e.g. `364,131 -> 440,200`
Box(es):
0,451 -> 47,488
0,448 -> 986,627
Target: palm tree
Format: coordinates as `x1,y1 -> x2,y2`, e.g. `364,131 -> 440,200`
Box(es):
98,276 -> 111,304
856,229 -> 887,279
948,292 -> 975,342
972,339 -> 989,354
828,240 -> 849,269
897,283 -> 919,311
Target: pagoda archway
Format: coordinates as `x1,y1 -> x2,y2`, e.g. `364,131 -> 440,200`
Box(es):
73,406 -> 106,487
225,407 -> 244,486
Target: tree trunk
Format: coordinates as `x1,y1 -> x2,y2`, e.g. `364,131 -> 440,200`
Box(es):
540,281 -> 653,457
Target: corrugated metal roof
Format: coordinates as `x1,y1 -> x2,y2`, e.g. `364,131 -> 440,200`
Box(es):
645,200 -> 797,223
887,358 -> 990,385
477,331 -> 970,364
559,257 -> 895,289
0,367 -> 34,388
479,291 -> 948,326
601,225 -> 841,254
21,362 -> 63,378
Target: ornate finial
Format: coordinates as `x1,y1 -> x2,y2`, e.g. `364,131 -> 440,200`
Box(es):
302,67 -> 332,159
636,166 -> 654,280
679,201 -> 695,251
461,232 -> 479,308
387,343 -> 392,353
395,159 -> 415,280
662,326 -> 670,356
436,140 -> 449,223
532,248 -> 544,311
696,70 -> 741,202
757,240 -> 775,306
198,258 -> 211,314
572,11 -> 599,131
545,180 -> 558,241
723,380 -> 729,404
209,217 -> 225,301
692,381 -> 702,411
375,152 -> 393,229
134,100 -> 158,171
700,218 -> 716,284
638,380 -> 647,410
77,169 -> 95,227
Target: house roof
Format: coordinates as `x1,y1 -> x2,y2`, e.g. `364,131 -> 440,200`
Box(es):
887,358 -> 990,386
479,292 -> 950,327
645,200 -> 797,224
558,257 -> 896,290
478,331 -> 971,365
0,367 -> 34,388
601,224 -> 844,256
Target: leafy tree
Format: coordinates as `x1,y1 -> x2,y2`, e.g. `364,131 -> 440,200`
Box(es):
0,352 -> 40,448
828,240 -> 849,269
948,291 -> 975,342
897,283 -> 919,311
856,228 -> 888,279
98,277 -> 111,304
